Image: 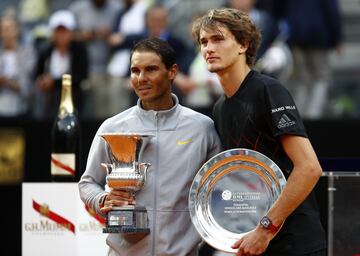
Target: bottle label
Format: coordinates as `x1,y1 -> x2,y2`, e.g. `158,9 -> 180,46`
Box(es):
51,153 -> 75,176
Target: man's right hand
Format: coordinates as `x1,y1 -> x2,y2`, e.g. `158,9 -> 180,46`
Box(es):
100,189 -> 136,214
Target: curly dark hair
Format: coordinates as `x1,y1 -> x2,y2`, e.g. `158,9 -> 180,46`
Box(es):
192,8 -> 261,67
130,37 -> 176,70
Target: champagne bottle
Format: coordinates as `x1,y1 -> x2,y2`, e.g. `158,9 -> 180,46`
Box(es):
50,74 -> 81,182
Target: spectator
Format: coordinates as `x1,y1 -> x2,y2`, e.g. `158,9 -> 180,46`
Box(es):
69,0 -> 122,120
0,14 -> 35,118
33,10 -> 88,120
226,0 -> 279,59
106,0 -> 150,116
110,5 -> 190,73
109,4 -> 194,105
18,0 -> 49,45
107,0 -> 149,77
174,51 -> 223,118
280,0 -> 343,119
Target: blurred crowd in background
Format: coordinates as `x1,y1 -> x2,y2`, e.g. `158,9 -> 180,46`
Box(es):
1,0 -> 359,121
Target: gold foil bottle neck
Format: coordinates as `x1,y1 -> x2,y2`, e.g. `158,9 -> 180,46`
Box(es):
62,74 -> 71,86
58,74 -> 74,116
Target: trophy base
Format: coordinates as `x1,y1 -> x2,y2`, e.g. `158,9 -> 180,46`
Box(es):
103,205 -> 149,234
103,226 -> 150,233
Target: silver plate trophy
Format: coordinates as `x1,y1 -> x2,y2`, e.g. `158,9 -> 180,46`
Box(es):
189,148 -> 286,253
100,133 -> 152,234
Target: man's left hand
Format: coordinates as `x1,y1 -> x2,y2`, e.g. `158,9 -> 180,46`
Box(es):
231,225 -> 273,256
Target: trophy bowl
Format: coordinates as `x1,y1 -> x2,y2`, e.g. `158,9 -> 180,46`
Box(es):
100,133 -> 153,234
189,148 -> 286,253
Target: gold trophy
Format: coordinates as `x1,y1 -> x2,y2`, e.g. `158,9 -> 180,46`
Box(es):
100,133 -> 152,234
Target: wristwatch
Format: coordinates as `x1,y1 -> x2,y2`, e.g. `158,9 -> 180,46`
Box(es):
259,216 -> 280,234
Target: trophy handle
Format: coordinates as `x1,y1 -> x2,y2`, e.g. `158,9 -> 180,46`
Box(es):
101,163 -> 113,175
139,163 -> 151,184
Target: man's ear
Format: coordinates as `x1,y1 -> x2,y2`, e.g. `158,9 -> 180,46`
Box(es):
168,64 -> 179,80
238,41 -> 248,54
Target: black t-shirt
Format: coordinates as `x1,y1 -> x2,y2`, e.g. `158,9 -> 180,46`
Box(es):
213,70 -> 326,255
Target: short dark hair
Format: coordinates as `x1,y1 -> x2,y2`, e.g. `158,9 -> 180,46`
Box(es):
192,8 -> 261,67
130,37 -> 176,69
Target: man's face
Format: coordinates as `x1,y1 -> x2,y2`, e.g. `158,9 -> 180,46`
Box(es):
146,7 -> 167,37
229,0 -> 255,13
0,18 -> 19,43
199,25 -> 245,74
130,50 -> 176,110
53,26 -> 72,47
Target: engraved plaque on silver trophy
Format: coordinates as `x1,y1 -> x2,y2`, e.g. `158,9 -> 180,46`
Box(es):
100,133 -> 152,234
189,149 -> 286,253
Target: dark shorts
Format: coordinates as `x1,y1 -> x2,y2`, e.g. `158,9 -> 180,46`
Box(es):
264,249 -> 327,256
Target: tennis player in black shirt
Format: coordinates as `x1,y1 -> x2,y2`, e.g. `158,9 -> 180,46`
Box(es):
192,8 -> 326,256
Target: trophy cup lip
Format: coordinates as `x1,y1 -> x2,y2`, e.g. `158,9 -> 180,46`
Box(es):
99,132 -> 154,138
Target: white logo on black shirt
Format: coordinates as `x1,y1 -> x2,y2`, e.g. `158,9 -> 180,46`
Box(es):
272,105 -> 296,113
277,114 -> 296,129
